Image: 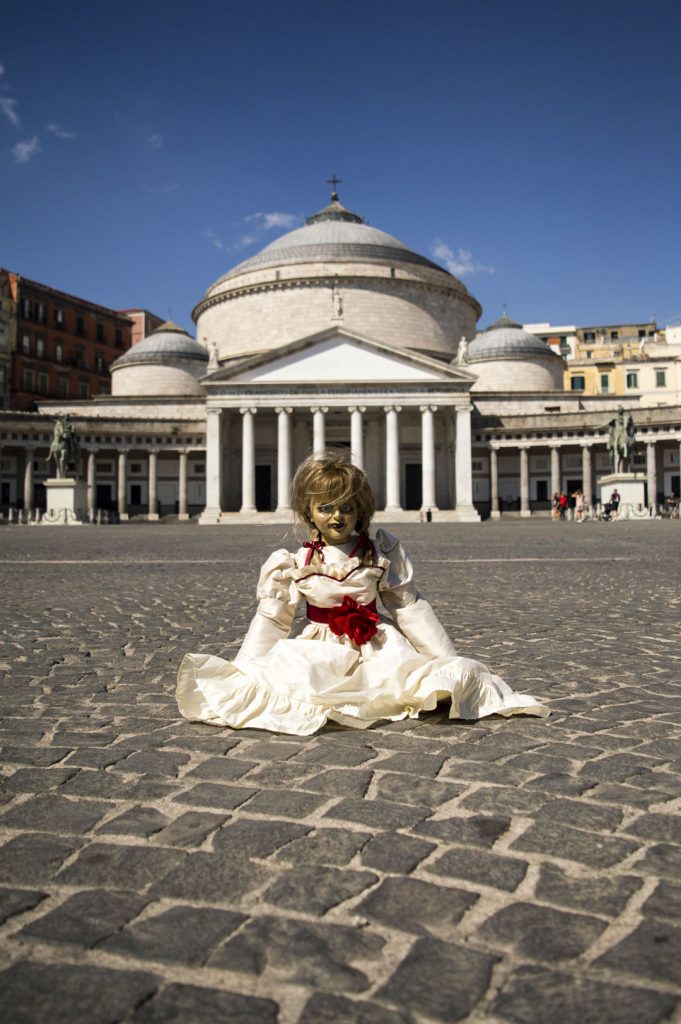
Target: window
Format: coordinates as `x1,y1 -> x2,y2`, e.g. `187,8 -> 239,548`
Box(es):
586,351 -> 592,359
96,322 -> 104,341
79,380 -> 89,398
23,368 -> 34,391
584,331 -> 595,341
472,461 -> 483,472
611,330 -> 619,340
600,373 -> 610,393
21,298 -> 31,318
570,375 -> 585,391
21,334 -> 30,354
74,345 -> 85,368
57,375 -> 69,397
55,308 -> 64,327
76,315 -> 85,336
38,372 -> 48,394
36,337 -> 45,358
98,384 -> 110,395
55,341 -> 63,363
638,329 -> 646,338
114,328 -> 123,348
656,369 -> 666,387
37,302 -> 46,323
94,352 -> 106,374
130,463 -> 142,474
626,372 -> 639,389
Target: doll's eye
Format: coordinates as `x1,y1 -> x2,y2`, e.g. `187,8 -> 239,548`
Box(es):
338,503 -> 353,514
317,504 -> 333,513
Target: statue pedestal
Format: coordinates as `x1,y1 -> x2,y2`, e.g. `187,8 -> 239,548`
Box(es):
598,472 -> 648,517
43,478 -> 87,525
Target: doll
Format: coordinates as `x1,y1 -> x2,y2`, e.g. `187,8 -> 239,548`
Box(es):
176,451 -> 549,735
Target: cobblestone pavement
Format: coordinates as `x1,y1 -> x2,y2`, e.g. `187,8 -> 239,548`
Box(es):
1,520 -> 680,1024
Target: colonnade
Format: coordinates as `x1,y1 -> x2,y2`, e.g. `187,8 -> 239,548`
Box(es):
201,402 -> 476,521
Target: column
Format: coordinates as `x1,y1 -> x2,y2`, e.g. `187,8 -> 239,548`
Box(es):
147,449 -> 159,520
454,406 -> 480,520
349,406 -> 365,469
276,407 -> 292,512
311,407 -> 327,457
550,444 -> 561,498
23,447 -> 35,512
240,407 -> 257,513
490,445 -> 500,518
646,441 -> 657,510
519,446 -> 530,517
384,405 -> 402,512
581,444 -> 593,509
420,405 -> 438,511
178,450 -> 189,520
117,449 -> 128,520
87,450 -> 97,522
199,408 -> 223,525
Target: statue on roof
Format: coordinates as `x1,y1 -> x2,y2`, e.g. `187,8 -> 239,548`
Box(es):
605,405 -> 636,473
457,336 -> 469,364
48,413 -> 80,479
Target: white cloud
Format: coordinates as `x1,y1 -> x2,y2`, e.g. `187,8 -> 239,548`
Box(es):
144,182 -> 180,193
246,211 -> 298,230
431,238 -> 494,276
47,122 -> 76,139
201,228 -> 225,251
12,136 -> 41,163
148,133 -> 163,149
0,95 -> 20,127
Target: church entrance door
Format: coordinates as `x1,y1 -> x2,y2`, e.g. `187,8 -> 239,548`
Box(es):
255,465 -> 272,511
405,464 -> 422,510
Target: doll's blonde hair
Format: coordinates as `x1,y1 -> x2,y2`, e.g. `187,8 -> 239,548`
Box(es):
291,450 -> 376,549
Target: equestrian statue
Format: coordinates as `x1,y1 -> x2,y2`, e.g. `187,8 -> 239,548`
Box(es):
48,414 -> 81,478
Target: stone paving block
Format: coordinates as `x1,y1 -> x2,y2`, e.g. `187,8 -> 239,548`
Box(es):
0,961 -> 158,1024
511,819 -> 641,868
0,887 -> 46,925
171,782 -> 257,811
302,767 -> 373,797
586,783 -> 669,810
150,850 -> 271,902
360,832 -> 435,874
477,901 -> 606,962
0,794 -> 114,834
212,817 -> 310,858
373,773 -> 463,808
439,761 -> 534,786
240,787 -> 328,818
96,806 -> 169,837
623,812 -> 681,844
377,936 -> 498,1020
129,983 -> 278,1023
100,904 -> 245,964
629,843 -> 681,880
243,761 -> 319,789
521,772 -> 597,796
299,992 -> 412,1024
56,843 -> 185,891
273,826 -> 371,866
15,889 -> 148,947
64,746 -> 136,769
579,753 -> 665,783
208,914 -> 384,990
160,735 -> 241,755
325,797 -> 430,831
182,757 -> 257,783
374,752 -> 447,777
263,863 -> 377,914
415,813 -> 510,848
3,766 -> 79,793
295,742 -> 378,767
427,846 -> 528,892
641,880 -> 681,920
240,740 -> 304,761
151,810 -> 227,848
596,918 -> 681,984
490,965 -> 676,1024
0,745 -> 73,766
535,862 -> 642,916
459,785 -> 544,816
532,797 -> 624,832
111,748 -> 191,777
357,877 -> 477,935
0,835 -> 83,885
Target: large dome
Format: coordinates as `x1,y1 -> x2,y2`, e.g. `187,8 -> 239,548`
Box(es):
193,193 -> 482,362
110,321 -> 208,397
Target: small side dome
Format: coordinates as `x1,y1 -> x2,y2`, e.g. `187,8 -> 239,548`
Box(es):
467,314 -> 564,392
111,321 -> 208,397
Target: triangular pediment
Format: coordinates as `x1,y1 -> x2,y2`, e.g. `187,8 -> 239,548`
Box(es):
204,329 -> 476,386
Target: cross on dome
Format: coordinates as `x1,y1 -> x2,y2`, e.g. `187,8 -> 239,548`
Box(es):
326,174 -> 343,201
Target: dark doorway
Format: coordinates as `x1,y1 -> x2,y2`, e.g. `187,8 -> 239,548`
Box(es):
97,484 -> 114,510
405,463 -> 422,510
255,465 -> 272,511
130,484 -> 142,507
34,482 -> 46,511
1,482 -> 9,504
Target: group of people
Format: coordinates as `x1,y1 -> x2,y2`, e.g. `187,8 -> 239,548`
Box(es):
551,490 -> 586,521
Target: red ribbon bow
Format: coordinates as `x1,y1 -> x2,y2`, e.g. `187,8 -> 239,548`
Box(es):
327,596 -> 380,646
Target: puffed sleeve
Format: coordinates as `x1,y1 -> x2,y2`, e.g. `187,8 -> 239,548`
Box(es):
235,549 -> 299,661
376,529 -> 457,659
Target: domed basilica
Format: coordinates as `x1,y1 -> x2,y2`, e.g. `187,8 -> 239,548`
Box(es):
5,190 -> 678,522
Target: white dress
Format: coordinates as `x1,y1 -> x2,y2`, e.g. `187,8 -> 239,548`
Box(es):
176,529 -> 549,736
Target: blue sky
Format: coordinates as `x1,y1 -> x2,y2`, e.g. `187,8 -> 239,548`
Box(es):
1,0 -> 680,333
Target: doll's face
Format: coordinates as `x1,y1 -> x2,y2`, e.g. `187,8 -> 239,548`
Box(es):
310,499 -> 359,545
